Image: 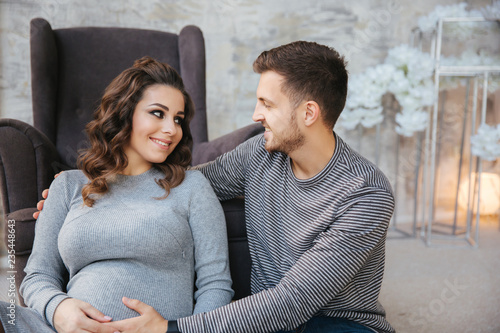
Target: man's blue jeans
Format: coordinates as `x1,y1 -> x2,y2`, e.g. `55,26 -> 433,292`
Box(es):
274,317 -> 375,333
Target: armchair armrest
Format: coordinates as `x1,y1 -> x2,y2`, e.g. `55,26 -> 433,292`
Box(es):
191,123 -> 264,165
0,118 -> 61,214
0,119 -> 63,306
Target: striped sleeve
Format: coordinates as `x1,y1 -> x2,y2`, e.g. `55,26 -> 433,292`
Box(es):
192,135 -> 262,201
178,187 -> 394,333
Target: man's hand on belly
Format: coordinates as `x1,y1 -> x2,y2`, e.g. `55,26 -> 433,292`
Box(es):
103,297 -> 169,333
54,298 -> 118,333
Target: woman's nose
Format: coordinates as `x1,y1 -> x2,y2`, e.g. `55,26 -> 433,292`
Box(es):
161,119 -> 177,135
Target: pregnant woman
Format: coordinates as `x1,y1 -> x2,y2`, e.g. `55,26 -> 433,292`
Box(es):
0,56 -> 233,333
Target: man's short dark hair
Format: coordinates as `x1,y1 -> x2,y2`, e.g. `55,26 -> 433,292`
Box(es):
253,41 -> 348,129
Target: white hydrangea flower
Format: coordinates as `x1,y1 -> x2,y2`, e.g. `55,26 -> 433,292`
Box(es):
386,45 -> 435,80
440,51 -> 500,92
344,64 -> 394,130
409,78 -> 434,106
341,3 -> 498,138
395,110 -> 429,137
417,2 -> 483,39
383,45 -> 435,135
481,1 -> 500,21
347,69 -> 389,108
458,49 -> 500,66
359,106 -> 384,128
418,3 -> 469,33
471,124 -> 500,161
385,44 -> 418,71
387,70 -> 411,95
365,63 -> 398,91
343,44 -> 434,135
407,54 -> 435,83
394,94 -> 421,113
338,108 -> 363,130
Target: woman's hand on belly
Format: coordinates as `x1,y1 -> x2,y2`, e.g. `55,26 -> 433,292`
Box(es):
54,298 -> 119,333
103,297 -> 169,333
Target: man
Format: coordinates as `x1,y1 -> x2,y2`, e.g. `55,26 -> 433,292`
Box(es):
38,41 -> 395,333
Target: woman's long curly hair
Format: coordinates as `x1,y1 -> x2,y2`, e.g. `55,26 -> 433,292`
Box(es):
78,56 -> 194,207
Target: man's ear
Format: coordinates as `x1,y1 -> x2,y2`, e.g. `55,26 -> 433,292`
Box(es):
303,101 -> 320,126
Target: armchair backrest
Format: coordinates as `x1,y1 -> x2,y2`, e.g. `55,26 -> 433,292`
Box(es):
1,19 -> 252,304
30,18 -> 208,169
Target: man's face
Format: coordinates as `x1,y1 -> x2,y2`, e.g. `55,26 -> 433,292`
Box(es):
252,71 -> 305,154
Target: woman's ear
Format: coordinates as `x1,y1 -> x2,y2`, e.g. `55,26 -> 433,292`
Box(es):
303,101 -> 320,127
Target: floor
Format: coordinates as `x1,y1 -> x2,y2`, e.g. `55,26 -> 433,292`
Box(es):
381,217 -> 500,333
0,218 -> 499,332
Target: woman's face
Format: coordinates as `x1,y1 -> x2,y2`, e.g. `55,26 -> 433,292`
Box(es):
123,84 -> 185,175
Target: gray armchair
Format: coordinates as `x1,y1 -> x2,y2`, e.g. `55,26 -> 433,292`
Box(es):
0,18 -> 261,305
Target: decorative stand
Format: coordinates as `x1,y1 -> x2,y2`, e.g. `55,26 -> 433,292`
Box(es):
420,17 -> 500,247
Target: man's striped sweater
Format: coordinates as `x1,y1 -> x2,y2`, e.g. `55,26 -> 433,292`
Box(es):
181,133 -> 395,333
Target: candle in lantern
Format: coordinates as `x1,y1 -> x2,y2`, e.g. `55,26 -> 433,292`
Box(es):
458,172 -> 500,215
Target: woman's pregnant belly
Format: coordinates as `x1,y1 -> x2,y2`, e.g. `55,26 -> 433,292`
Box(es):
66,261 -> 195,321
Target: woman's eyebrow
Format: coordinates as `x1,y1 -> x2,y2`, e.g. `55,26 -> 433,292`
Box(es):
149,103 -> 169,111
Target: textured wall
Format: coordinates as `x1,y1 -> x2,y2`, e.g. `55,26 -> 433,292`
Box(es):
0,0 -> 495,223
1,0 -> 489,137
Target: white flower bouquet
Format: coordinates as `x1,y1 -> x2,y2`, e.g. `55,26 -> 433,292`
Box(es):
339,2 -> 499,142
341,45 -> 434,137
471,124 -> 500,161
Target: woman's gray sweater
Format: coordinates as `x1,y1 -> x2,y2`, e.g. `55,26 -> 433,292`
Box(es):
19,168 -> 233,329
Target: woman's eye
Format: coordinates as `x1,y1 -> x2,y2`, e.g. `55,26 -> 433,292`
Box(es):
175,117 -> 184,125
151,110 -> 164,119
263,103 -> 271,109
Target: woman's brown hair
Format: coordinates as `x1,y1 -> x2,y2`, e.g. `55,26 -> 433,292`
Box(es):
78,56 -> 194,207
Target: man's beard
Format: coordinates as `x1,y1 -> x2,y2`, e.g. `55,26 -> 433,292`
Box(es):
265,112 -> 305,155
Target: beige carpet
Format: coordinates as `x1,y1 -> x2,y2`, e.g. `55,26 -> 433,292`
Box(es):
381,217 -> 500,333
